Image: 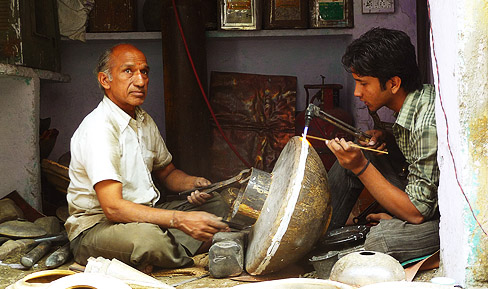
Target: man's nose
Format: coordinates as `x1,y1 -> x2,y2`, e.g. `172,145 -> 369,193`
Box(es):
353,85 -> 361,98
133,71 -> 146,86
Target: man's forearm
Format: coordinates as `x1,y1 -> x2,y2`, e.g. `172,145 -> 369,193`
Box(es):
355,162 -> 425,224
163,169 -> 198,192
152,163 -> 198,192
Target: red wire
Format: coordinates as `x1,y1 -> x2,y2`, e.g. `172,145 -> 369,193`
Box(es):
170,0 -> 251,168
427,0 -> 487,236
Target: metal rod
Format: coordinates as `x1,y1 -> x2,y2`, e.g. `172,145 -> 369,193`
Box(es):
305,135 -> 388,154
170,273 -> 210,287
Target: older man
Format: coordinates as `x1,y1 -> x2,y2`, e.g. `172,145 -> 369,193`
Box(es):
66,43 -> 228,273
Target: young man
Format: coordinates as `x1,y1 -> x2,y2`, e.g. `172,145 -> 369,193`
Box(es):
326,28 -> 440,262
65,44 -> 229,273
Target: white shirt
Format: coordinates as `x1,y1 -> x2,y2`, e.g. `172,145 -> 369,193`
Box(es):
65,96 -> 172,240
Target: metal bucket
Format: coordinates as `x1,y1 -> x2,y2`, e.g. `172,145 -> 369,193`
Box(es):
226,168 -> 271,227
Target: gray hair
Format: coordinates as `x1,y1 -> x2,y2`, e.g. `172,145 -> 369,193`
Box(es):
94,45 -> 120,91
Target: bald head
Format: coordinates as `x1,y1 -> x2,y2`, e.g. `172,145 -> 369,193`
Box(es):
95,44 -> 145,92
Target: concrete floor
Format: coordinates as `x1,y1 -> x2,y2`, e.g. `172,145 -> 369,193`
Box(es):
1,250 -> 440,289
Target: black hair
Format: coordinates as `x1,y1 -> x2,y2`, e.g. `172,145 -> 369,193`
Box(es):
342,27 -> 422,93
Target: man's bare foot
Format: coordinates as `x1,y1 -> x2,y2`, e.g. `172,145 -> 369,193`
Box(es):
138,264 -> 153,274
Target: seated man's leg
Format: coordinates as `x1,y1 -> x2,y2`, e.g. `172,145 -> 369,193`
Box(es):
364,217 -> 440,263
328,160 -> 365,231
328,153 -> 408,231
70,220 -> 193,270
159,192 -> 229,255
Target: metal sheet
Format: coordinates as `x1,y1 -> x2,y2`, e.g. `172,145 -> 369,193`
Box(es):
245,136 -> 332,275
208,71 -> 296,181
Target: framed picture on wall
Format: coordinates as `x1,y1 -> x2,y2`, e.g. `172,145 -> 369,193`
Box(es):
362,0 -> 395,14
309,0 -> 353,28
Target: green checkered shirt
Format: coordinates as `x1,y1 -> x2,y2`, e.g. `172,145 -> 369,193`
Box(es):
393,84 -> 440,219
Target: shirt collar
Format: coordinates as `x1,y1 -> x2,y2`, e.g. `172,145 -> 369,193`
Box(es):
394,88 -> 421,130
101,96 -> 145,132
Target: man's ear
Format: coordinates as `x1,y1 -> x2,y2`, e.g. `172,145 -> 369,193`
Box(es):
389,76 -> 402,94
98,72 -> 111,90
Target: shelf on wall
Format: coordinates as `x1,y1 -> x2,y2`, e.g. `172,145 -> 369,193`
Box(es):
206,28 -> 353,38
0,63 -> 71,83
84,32 -> 162,40
79,29 -> 352,41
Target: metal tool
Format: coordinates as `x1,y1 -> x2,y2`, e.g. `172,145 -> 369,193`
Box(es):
304,103 -> 371,143
174,169 -> 251,209
21,241 -> 52,268
45,242 -> 71,269
33,231 -> 68,243
0,260 -> 26,269
222,220 -> 251,231
178,169 -> 250,196
170,273 -> 210,287
305,135 -> 388,154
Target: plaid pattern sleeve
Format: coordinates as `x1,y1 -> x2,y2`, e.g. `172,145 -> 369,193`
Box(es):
393,84 -> 440,219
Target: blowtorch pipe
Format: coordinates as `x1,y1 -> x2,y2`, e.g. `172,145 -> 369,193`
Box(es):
304,103 -> 318,129
303,103 -> 371,143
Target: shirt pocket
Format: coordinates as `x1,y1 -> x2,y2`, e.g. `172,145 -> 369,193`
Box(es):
143,149 -> 157,172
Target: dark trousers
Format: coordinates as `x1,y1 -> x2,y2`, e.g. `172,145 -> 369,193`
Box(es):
327,153 -> 439,263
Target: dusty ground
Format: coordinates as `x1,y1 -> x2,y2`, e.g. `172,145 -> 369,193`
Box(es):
0,249 -> 440,289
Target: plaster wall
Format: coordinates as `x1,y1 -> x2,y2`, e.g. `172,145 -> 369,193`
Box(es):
208,0 -> 418,133
0,76 -> 41,209
430,0 -> 488,286
41,0 -> 417,164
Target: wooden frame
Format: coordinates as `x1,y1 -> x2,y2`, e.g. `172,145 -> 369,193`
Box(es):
309,0 -> 353,28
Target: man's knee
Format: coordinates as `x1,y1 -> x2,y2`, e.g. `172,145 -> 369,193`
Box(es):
364,218 -> 439,263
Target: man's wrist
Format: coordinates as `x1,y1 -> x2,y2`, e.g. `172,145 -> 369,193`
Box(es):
353,159 -> 370,177
169,210 -> 180,229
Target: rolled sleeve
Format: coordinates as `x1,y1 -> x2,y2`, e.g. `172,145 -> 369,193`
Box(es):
405,125 -> 439,219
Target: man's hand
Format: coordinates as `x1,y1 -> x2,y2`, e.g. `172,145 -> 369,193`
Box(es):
366,212 -> 393,225
326,138 -> 368,174
360,129 -> 387,154
173,211 -> 229,241
194,177 -> 211,188
186,177 -> 213,206
187,190 -> 213,206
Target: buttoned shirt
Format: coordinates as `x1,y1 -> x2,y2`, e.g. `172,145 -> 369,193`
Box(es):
393,84 -> 439,219
65,96 -> 172,241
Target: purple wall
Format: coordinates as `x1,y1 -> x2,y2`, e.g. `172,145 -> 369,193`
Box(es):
41,0 -> 417,162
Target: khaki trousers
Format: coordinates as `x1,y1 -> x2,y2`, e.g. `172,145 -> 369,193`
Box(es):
70,194 -> 228,270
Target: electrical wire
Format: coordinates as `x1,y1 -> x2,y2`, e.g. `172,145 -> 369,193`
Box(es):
170,0 -> 251,168
427,0 -> 487,236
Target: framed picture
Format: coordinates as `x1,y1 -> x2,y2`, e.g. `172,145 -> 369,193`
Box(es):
219,0 -> 262,30
362,0 -> 395,14
264,0 -> 309,29
310,0 -> 353,28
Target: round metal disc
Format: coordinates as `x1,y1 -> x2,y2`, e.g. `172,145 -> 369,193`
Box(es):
0,220 -> 47,238
245,136 -> 332,275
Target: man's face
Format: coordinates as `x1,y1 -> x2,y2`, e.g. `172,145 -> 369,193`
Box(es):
352,73 -> 393,112
103,45 -> 150,115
